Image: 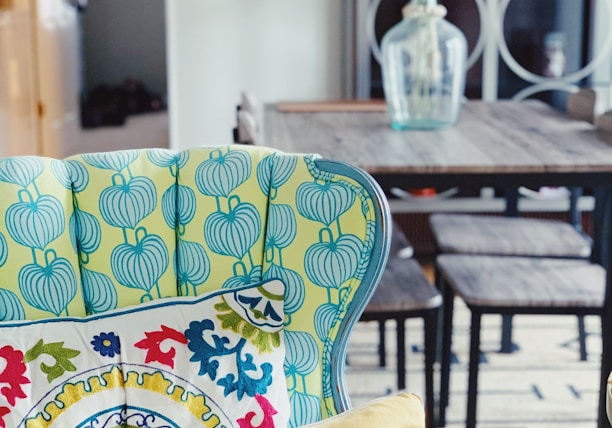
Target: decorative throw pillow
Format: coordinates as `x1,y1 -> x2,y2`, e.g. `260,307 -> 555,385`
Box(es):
302,393 -> 425,428
0,279 -> 289,428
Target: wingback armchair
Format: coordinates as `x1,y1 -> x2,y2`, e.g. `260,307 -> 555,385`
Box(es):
0,145 -> 426,427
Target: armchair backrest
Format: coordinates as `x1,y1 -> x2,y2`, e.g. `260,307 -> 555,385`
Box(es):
0,146 -> 391,426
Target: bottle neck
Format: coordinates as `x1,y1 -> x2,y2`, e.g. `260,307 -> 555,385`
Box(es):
403,0 -> 446,19
411,0 -> 437,7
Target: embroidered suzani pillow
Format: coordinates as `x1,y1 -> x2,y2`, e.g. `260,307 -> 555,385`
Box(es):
0,279 -> 288,428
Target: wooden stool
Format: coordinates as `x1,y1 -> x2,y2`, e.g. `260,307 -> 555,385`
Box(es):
430,213 -> 592,258
360,226 -> 442,428
430,213 -> 593,359
436,254 -> 604,428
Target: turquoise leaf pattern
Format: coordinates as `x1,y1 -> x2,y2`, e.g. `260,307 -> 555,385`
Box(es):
177,240 -> 210,296
176,185 -> 196,230
73,207 -> 102,255
161,185 -> 176,229
176,150 -> 190,169
314,303 -> 339,342
163,185 -> 196,230
263,263 -> 304,316
111,230 -> 169,296
6,194 -> 65,250
256,153 -> 297,197
289,391 -> 322,428
256,154 -> 274,196
284,331 -> 318,378
222,264 -> 262,290
81,267 -> 117,313
195,149 -> 251,197
146,149 -> 179,168
99,175 -> 157,229
0,232 -> 7,267
74,150 -> 179,307
0,157 -> 44,187
204,199 -> 261,259
296,181 -> 355,226
304,230 -> 363,289
146,148 -> 189,170
265,204 -> 296,252
69,212 -> 77,253
50,159 -> 71,189
0,288 -> 25,321
18,251 -> 77,316
82,150 -> 139,172
65,159 -> 90,193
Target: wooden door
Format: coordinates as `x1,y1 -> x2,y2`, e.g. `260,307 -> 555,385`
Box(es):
0,0 -> 80,157
0,0 -> 40,156
34,0 -> 80,157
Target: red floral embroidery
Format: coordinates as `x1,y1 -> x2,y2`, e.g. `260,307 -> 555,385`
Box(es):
237,394 -> 278,428
0,345 -> 29,406
134,325 -> 187,368
0,406 -> 10,428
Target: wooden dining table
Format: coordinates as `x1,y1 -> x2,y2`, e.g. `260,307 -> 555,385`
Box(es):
263,99 -> 612,427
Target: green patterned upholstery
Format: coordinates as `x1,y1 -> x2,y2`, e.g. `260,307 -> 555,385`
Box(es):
0,146 -> 391,426
0,156 -> 84,320
67,150 -> 179,310
177,147 -> 274,297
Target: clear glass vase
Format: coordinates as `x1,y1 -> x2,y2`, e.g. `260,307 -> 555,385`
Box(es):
381,0 -> 467,130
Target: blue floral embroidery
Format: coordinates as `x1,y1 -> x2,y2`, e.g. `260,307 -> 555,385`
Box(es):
91,332 -> 121,357
185,319 -> 273,400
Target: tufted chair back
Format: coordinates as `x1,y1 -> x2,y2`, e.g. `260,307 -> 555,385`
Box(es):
0,146 -> 390,426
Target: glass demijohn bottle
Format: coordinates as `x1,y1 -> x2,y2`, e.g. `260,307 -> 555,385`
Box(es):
381,0 -> 467,130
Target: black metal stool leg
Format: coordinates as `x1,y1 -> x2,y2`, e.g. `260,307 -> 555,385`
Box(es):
577,315 -> 588,361
466,310 -> 482,428
500,314 -> 515,353
500,188 -> 518,355
434,263 -> 445,364
439,280 -> 454,426
424,308 -> 438,428
378,320 -> 387,367
597,311 -> 609,428
396,317 -> 406,390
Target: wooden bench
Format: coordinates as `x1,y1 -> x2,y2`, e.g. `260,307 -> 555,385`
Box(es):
360,225 -> 442,428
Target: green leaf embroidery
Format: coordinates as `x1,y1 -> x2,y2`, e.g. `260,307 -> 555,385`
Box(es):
215,300 -> 281,353
24,339 -> 80,382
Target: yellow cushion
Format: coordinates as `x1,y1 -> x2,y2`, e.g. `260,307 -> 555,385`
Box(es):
303,393 -> 425,428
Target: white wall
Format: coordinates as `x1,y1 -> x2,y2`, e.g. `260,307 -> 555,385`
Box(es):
166,0 -> 344,149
